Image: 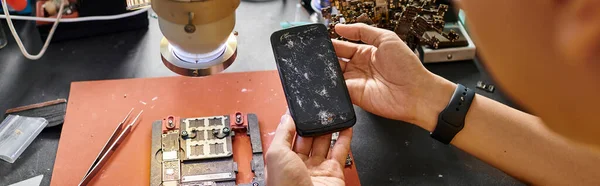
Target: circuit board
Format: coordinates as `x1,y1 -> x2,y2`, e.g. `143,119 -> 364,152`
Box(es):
150,113 -> 265,186
322,0 -> 465,50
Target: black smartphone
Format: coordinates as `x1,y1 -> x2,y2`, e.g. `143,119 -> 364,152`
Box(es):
270,24 -> 356,137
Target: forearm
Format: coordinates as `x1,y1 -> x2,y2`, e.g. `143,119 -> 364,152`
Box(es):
418,78 -> 600,185
453,95 -> 600,185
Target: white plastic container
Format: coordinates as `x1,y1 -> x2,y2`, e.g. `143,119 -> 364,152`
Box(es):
0,115 -> 48,163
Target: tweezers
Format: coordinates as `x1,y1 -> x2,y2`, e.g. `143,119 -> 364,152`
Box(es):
78,108 -> 143,186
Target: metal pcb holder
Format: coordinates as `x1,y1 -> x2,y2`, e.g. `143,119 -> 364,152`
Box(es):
151,113 -> 265,186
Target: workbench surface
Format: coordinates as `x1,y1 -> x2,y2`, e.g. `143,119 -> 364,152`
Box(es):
0,1 -> 522,185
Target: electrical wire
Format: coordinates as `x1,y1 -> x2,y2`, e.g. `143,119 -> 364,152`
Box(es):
0,7 -> 150,22
0,2 -> 149,60
1,0 -> 64,60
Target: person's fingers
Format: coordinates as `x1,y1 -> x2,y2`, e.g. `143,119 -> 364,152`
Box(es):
338,58 -> 348,73
310,133 -> 332,159
332,39 -> 360,73
328,128 -> 353,166
293,135 -> 313,161
271,114 -> 296,149
335,23 -> 396,47
332,39 -> 359,59
344,78 -> 366,106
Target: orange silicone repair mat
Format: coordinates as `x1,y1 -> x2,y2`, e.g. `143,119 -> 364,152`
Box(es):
50,71 -> 360,186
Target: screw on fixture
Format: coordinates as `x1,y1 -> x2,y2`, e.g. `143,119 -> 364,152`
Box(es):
235,112 -> 243,125
184,12 -> 196,33
223,127 -> 230,134
184,24 -> 196,33
167,117 -> 175,129
181,130 -> 189,138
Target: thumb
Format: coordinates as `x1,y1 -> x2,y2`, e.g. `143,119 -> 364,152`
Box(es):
271,112 -> 296,149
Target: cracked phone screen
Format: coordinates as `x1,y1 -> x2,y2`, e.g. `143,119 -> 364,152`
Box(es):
271,24 -> 355,136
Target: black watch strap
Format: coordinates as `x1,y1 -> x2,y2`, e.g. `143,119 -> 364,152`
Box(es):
431,84 -> 475,144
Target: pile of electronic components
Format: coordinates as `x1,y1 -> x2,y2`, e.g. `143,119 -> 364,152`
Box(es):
322,0 -> 466,51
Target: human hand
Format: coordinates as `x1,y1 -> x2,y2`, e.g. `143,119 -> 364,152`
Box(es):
265,113 -> 352,186
333,23 -> 456,131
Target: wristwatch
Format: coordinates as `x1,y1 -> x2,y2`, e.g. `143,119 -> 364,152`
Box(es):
431,84 -> 475,144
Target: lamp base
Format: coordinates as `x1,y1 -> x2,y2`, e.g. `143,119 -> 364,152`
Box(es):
160,33 -> 237,77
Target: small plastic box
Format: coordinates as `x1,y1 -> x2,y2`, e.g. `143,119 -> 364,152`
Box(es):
0,115 -> 48,163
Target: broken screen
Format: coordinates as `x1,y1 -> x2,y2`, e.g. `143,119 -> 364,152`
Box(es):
271,24 -> 355,136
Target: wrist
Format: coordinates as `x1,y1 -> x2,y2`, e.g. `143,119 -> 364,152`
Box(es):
414,74 -> 457,132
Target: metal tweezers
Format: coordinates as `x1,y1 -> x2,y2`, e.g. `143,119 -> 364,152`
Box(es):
79,108 -> 144,186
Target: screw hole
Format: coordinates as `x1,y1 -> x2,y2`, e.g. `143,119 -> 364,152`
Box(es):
456,108 -> 459,111
462,92 -> 467,96
464,88 -> 468,91
458,102 -> 462,106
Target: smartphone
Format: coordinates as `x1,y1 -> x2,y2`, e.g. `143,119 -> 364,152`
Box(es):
270,24 -> 356,137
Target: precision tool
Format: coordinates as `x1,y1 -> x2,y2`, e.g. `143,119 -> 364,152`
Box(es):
79,108 -> 144,186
